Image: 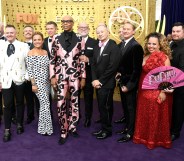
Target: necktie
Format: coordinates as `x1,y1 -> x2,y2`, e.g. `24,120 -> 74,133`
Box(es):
7,44 -> 15,57
49,38 -> 52,42
121,40 -> 126,50
27,42 -> 32,47
99,41 -> 104,48
0,36 -> 5,40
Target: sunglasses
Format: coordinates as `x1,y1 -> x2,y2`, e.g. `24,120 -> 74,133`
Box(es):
61,20 -> 73,23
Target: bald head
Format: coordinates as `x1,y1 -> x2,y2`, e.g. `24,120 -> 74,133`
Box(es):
61,15 -> 74,31
96,25 -> 109,42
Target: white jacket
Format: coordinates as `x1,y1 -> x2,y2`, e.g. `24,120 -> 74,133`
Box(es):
0,39 -> 29,89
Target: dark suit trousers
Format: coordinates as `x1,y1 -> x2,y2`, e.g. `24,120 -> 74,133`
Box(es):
171,89 -> 184,136
0,92 -> 2,116
24,81 -> 35,119
96,88 -> 114,133
2,82 -> 25,129
83,66 -> 93,119
120,88 -> 137,136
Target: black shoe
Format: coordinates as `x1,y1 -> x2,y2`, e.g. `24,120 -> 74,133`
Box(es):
114,117 -> 126,124
3,129 -> 11,142
17,124 -> 24,135
117,134 -> 132,143
58,136 -> 68,145
95,119 -> 101,123
116,128 -> 128,135
96,131 -> 112,139
92,130 -> 103,136
12,117 -> 17,125
171,134 -> 180,141
69,131 -> 79,138
84,119 -> 91,127
26,117 -> 35,124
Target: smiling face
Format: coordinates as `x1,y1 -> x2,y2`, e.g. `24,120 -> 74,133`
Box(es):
96,25 -> 109,42
5,26 -> 16,43
147,37 -> 160,53
46,24 -> 57,37
172,25 -> 184,41
32,34 -> 44,48
23,26 -> 34,41
77,22 -> 89,37
61,15 -> 74,32
122,23 -> 135,40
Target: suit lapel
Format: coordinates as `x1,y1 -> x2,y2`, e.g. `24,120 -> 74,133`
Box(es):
121,38 -> 135,56
67,33 -> 80,52
58,33 -> 67,50
97,40 -> 110,63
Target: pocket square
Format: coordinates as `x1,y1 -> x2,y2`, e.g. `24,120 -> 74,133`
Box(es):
87,47 -> 93,50
102,54 -> 108,56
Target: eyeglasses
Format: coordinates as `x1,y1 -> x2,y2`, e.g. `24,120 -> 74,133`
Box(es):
78,27 -> 89,30
61,20 -> 73,23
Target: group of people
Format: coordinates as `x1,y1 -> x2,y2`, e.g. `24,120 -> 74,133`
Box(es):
0,15 -> 184,149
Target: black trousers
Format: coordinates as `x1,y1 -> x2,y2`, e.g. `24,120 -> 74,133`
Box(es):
2,82 -> 25,129
171,89 -> 184,136
0,92 -> 2,116
24,81 -> 35,119
96,88 -> 114,133
120,88 -> 137,136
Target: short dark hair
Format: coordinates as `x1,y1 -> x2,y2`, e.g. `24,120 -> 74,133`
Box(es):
32,31 -> 44,40
46,21 -> 57,28
172,22 -> 184,29
6,24 -> 16,30
23,25 -> 34,30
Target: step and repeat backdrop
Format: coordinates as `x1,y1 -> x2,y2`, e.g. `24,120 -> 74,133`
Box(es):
1,0 -> 155,100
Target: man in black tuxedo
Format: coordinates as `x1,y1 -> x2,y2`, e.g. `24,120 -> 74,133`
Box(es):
77,22 -> 98,127
23,25 -> 39,123
116,22 -> 143,143
170,22 -> 184,141
43,21 -> 58,119
43,21 -> 58,59
91,24 -> 121,139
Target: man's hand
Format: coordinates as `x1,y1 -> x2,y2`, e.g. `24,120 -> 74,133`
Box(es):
51,78 -> 57,90
80,78 -> 86,89
79,55 -> 89,63
92,80 -> 101,89
121,86 -> 128,92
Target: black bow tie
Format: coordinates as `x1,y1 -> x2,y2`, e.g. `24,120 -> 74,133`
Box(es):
48,38 -> 52,42
0,36 -> 5,40
27,42 -> 32,47
7,44 -> 15,57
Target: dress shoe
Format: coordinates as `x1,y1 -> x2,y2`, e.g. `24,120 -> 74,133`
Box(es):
11,117 -> 17,125
171,134 -> 180,141
117,134 -> 132,143
95,118 -> 101,123
17,124 -> 24,135
96,131 -> 112,139
26,117 -> 35,124
69,131 -> 79,138
3,129 -> 11,142
58,136 -> 68,145
114,117 -> 126,124
116,128 -> 128,135
92,130 -> 102,136
84,119 -> 91,127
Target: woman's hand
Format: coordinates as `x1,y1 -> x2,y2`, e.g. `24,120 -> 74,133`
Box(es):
32,85 -> 38,93
157,91 -> 166,104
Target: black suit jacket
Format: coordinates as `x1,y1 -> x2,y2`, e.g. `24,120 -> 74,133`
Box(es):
171,39 -> 184,94
92,39 -> 121,89
118,37 -> 143,91
43,37 -> 51,59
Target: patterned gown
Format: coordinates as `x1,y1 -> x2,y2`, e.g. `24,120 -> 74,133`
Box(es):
26,55 -> 53,135
133,51 -> 173,149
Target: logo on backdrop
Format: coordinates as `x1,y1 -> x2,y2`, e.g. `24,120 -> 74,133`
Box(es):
16,13 -> 39,24
109,6 -> 144,41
